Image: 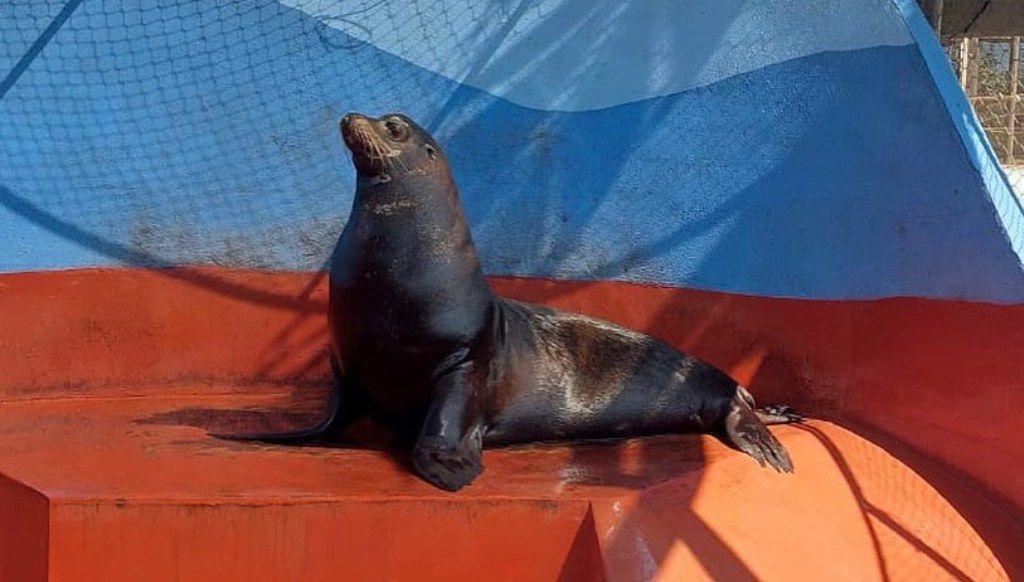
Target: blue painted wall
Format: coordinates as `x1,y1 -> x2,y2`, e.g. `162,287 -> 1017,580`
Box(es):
1,0 -> 1022,302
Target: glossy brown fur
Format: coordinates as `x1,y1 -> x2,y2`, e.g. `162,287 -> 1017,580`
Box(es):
481,299 -> 732,446
223,112 -> 801,491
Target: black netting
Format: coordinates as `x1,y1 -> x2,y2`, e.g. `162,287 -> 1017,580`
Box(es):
0,0 -> 473,270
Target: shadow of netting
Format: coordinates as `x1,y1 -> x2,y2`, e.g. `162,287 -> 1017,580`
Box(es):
0,0 -> 753,387
490,277 -> 789,577
568,293 -> 773,579
12,5 -> 1003,576
1,0 -> 771,291
0,0 -> 465,385
792,423 -> 1007,581
2,0 -> 691,306
0,0 -> 462,274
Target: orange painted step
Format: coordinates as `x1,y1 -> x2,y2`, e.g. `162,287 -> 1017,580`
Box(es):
0,385 -> 1018,581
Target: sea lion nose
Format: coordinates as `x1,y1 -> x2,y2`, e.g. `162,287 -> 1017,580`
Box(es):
340,113 -> 360,145
341,112 -> 368,129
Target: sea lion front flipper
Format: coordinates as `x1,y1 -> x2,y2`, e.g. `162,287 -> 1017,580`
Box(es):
412,360 -> 485,492
722,390 -> 794,473
212,359 -> 364,444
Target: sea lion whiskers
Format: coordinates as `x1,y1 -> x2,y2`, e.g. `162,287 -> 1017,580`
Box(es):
367,138 -> 389,166
361,125 -> 386,157
359,132 -> 389,173
370,129 -> 408,174
359,125 -> 411,175
391,152 -> 411,174
356,126 -> 385,161
364,122 -> 414,173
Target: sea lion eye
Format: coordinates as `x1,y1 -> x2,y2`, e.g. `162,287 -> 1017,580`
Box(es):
385,118 -> 409,141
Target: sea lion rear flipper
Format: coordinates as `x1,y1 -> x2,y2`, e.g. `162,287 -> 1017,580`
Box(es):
755,404 -> 803,425
735,385 -> 803,425
412,360 -> 485,492
722,389 -> 795,473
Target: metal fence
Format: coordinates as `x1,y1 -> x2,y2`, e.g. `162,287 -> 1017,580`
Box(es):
948,36 -> 1024,166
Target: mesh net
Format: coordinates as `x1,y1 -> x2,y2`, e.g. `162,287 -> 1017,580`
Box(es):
0,0 -> 473,270
0,4 -> 1017,577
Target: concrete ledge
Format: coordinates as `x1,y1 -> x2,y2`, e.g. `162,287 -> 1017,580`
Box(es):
0,387 -> 1018,581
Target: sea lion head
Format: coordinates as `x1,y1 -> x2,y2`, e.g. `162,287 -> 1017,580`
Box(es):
340,112 -> 444,185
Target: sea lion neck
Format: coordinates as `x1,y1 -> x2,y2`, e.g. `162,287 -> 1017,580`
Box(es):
352,165 -> 461,219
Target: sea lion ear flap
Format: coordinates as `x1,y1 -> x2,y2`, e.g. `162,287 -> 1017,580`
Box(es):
424,144 -> 437,160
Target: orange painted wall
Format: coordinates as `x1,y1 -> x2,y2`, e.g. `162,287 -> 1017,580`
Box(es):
46,499 -> 595,581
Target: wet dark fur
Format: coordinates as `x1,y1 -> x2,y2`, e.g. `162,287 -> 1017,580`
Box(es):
221,112 -> 801,491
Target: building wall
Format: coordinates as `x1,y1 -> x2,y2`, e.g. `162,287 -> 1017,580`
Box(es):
1006,167 -> 1024,198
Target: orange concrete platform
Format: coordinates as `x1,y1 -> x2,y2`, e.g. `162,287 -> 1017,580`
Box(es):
1,269 -> 1022,580
0,385 -> 1019,581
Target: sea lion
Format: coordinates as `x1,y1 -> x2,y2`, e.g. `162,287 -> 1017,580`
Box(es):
225,112 -> 801,491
